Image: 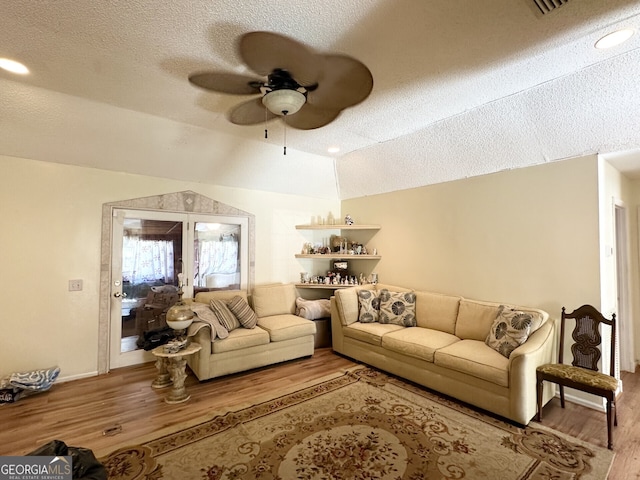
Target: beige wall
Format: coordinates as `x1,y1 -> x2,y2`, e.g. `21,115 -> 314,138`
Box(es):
0,155 -> 338,380
342,155 -> 602,320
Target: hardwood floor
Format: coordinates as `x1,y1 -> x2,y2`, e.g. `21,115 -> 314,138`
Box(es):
1,349 -> 637,479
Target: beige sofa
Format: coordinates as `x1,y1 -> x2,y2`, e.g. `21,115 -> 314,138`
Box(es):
187,283 -> 316,381
331,283 -> 556,425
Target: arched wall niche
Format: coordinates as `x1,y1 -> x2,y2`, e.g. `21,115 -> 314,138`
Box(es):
98,190 -> 255,374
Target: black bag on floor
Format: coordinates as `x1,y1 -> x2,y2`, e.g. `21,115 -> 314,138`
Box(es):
27,439 -> 106,480
142,326 -> 175,350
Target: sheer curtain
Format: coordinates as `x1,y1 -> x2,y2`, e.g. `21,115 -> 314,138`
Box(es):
196,235 -> 239,285
122,237 -> 175,284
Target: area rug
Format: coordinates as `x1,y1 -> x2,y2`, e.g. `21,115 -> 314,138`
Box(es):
99,367 -> 614,479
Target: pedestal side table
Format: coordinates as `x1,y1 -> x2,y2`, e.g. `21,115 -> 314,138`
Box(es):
151,342 -> 202,404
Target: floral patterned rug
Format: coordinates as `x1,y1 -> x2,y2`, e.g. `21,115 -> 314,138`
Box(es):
100,367 -> 614,479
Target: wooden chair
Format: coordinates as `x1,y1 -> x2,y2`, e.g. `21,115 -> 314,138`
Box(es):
536,304 -> 619,449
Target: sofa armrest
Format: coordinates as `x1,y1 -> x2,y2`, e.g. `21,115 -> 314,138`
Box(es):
508,317 -> 557,423
188,327 -> 213,381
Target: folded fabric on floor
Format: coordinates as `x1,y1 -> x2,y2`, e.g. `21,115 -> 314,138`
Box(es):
9,366 -> 60,392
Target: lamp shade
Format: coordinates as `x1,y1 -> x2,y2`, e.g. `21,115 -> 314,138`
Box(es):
166,300 -> 194,331
262,89 -> 306,116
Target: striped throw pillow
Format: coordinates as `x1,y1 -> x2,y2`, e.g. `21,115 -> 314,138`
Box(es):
228,295 -> 258,328
209,299 -> 240,331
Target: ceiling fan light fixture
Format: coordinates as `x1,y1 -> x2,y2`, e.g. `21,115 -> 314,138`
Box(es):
262,89 -> 306,116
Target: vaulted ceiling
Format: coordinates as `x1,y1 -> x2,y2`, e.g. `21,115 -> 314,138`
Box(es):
2,0 -> 639,199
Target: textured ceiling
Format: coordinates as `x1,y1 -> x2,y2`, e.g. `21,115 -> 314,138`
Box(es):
1,0 -> 639,199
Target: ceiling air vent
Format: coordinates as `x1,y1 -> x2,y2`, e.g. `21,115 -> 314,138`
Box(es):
533,0 -> 570,15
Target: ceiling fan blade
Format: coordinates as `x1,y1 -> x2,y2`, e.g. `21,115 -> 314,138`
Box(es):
286,104 -> 341,130
228,98 -> 277,125
189,72 -> 263,95
306,54 -> 373,110
239,31 -> 321,86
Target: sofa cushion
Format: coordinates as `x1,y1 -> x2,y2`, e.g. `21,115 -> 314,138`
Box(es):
382,327 -> 460,362
257,314 -> 316,342
454,299 -> 502,341
210,299 -> 241,331
211,326 -> 270,354
415,291 -> 462,334
343,322 -> 404,346
251,284 -> 297,318
335,285 -> 374,326
375,283 -> 413,293
296,297 -> 331,320
358,290 -> 381,323
195,289 -> 248,304
379,290 -> 417,327
434,340 -> 509,387
228,295 -> 258,329
485,306 -> 534,358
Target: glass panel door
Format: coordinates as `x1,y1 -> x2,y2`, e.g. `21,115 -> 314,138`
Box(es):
193,220 -> 242,294
110,210 -> 185,369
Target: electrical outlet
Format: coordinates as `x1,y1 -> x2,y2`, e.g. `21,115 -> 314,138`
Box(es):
69,279 -> 83,291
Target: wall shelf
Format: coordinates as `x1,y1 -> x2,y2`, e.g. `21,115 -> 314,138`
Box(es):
296,224 -> 381,230
295,222 -> 381,292
295,254 -> 381,260
295,283 -> 354,289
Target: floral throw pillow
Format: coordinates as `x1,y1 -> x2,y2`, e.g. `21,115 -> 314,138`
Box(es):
358,290 -> 381,323
379,289 -> 417,327
485,305 -> 533,358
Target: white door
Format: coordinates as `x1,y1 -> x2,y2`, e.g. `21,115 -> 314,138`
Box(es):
109,210 -> 249,369
110,209 -> 186,368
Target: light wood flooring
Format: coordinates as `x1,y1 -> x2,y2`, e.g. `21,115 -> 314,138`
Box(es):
1,348 -> 638,479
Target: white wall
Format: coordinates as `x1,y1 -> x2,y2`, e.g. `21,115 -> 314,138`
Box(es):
342,155 -> 602,315
599,158 -> 639,372
0,155 -> 338,380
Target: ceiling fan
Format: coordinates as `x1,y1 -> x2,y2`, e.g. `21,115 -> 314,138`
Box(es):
188,31 -> 374,132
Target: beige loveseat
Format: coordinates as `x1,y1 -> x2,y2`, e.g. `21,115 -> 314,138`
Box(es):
331,283 -> 556,425
187,283 -> 316,381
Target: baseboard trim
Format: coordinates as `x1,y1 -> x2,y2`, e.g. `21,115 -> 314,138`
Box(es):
57,371 -> 98,383
552,389 -> 605,412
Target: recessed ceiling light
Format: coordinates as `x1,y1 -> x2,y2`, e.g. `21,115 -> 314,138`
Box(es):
595,29 -> 634,49
0,58 -> 29,74
327,146 -> 340,154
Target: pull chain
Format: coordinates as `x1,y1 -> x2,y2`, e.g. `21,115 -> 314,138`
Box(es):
264,107 -> 268,139
283,114 -> 287,155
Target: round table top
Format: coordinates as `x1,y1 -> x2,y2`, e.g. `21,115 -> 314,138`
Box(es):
151,341 -> 201,358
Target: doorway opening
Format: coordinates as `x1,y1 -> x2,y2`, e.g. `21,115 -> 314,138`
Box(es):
98,191 -> 255,373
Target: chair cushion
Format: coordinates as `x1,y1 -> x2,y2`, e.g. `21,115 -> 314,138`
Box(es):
536,364 -> 619,391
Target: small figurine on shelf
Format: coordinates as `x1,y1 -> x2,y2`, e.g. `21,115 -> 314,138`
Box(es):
344,214 -> 354,225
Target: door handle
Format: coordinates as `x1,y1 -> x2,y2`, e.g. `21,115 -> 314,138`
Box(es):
113,292 -> 128,298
